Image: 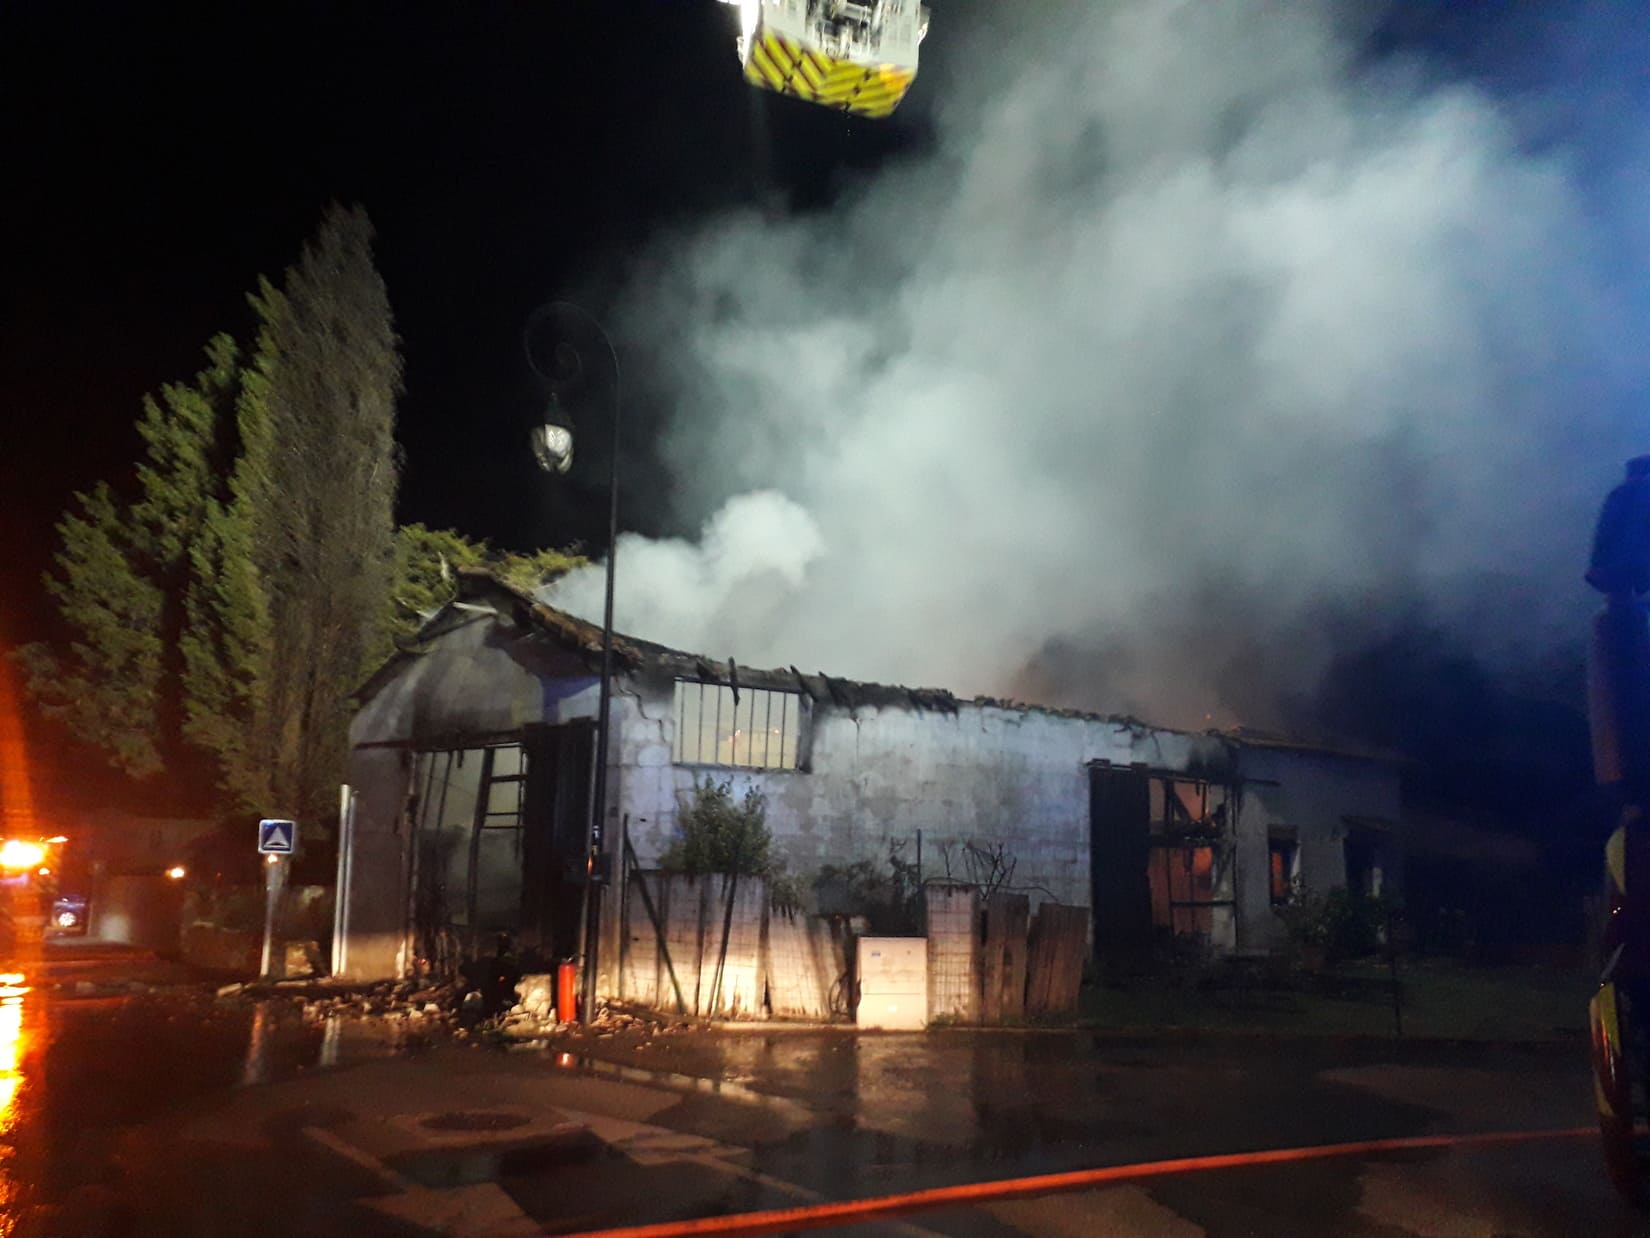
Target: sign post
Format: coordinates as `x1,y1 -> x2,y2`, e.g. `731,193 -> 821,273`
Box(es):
257,819 -> 296,979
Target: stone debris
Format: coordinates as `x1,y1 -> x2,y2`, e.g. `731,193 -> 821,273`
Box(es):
211,976 -> 466,1027
515,973 -> 554,1020
213,970 -> 707,1045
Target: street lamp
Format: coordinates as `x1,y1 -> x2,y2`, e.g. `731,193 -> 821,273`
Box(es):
524,301 -> 620,1027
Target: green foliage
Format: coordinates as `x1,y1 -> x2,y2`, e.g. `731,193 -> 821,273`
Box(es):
383,525 -> 492,649
14,335 -> 239,777
767,865 -> 807,915
383,527 -> 585,650
1279,886 -> 1392,964
817,839 -> 923,934
21,205 -> 580,833
177,206 -> 404,826
495,546 -> 586,594
663,779 -> 772,876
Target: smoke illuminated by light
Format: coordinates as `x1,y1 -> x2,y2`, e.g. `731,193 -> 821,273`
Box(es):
553,0 -> 1650,726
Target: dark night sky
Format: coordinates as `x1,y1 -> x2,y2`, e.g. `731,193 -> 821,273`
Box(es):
0,2 -> 1634,830
1,0 -> 931,643
3,1 -> 1601,631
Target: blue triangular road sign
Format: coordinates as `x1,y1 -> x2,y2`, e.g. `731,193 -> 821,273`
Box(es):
258,819 -> 295,854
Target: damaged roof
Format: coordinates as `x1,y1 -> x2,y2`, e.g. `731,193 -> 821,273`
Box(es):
450,568 -> 979,716
421,570 -> 1389,759
1218,726 -> 1409,766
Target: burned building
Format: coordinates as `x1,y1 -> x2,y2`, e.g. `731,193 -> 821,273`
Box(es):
336,570 -> 1402,988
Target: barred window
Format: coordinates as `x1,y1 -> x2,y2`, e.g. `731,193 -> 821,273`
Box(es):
672,680 -> 804,770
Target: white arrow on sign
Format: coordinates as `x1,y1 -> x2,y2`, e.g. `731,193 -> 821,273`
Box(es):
258,819 -> 296,854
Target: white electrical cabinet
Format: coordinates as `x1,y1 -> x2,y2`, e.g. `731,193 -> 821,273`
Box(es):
856,936 -> 927,1030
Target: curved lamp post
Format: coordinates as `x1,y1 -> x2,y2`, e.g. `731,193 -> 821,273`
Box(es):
524,301 -> 620,1027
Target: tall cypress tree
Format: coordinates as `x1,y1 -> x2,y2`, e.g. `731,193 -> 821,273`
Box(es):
182,204 -> 403,825
26,204 -> 575,830
16,336 -> 238,777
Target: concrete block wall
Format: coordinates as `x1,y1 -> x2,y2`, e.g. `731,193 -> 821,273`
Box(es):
764,909 -> 848,1019
613,691 -> 1210,914
617,872 -> 765,1018
926,885 -> 981,1023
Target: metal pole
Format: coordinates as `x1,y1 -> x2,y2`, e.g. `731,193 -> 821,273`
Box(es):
333,784 -> 352,977
582,359 -> 621,1026
525,302 -> 620,1027
259,856 -> 286,980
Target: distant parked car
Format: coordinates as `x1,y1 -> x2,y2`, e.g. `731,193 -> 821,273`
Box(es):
49,894 -> 88,936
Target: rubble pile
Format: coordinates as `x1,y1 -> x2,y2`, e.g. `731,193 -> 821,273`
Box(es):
214,973 -> 705,1045
215,977 -> 463,1025
298,980 -> 461,1025
498,973 -> 559,1037
492,979 -> 701,1041
589,1005 -> 698,1036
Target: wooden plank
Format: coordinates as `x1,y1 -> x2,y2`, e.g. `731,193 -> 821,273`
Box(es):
995,894 -> 1031,1023
981,897 -> 1001,1024
1027,903 -> 1088,1020
982,894 -> 1030,1024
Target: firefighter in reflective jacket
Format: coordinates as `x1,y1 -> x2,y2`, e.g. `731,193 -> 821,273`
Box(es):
1587,456 -> 1650,1200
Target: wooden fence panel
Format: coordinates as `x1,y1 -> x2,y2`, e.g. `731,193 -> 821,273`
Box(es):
1026,903 -> 1088,1019
981,893 -> 1031,1024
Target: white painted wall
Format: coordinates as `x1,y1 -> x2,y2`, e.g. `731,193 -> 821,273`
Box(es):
344,602 -> 1405,977
611,680 -> 1224,914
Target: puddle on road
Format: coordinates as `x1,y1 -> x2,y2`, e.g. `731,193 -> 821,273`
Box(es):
538,1049 -> 815,1121
238,1001 -> 441,1086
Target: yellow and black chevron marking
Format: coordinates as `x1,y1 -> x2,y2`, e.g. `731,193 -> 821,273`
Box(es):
745,32 -> 915,118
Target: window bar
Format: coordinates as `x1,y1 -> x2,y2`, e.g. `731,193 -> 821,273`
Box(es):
716,683 -> 726,765
763,690 -> 774,768
466,748 -> 494,942
417,751 -> 439,836
675,682 -> 684,762
779,692 -> 789,768
431,751 -> 454,841
697,681 -> 706,764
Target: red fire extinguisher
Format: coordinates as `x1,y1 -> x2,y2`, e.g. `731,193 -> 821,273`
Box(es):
556,959 -> 579,1025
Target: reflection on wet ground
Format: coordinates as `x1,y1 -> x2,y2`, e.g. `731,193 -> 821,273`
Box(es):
0,944 -> 442,1234
0,967 -> 38,1237
0,951 -> 1632,1237
238,1000 -> 440,1086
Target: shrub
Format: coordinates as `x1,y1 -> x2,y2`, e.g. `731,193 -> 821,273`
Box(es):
1279,886 -> 1392,964
816,839 -> 923,934
663,778 -> 772,876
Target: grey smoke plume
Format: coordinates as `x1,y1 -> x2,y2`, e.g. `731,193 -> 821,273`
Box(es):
550,0 -> 1648,727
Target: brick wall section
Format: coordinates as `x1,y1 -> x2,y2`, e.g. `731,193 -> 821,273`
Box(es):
926,885 -> 981,1023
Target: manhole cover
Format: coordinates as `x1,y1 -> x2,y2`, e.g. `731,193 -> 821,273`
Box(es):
420,1110 -> 531,1132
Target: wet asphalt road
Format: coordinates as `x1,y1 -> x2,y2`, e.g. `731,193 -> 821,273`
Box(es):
2,940 -> 1641,1237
